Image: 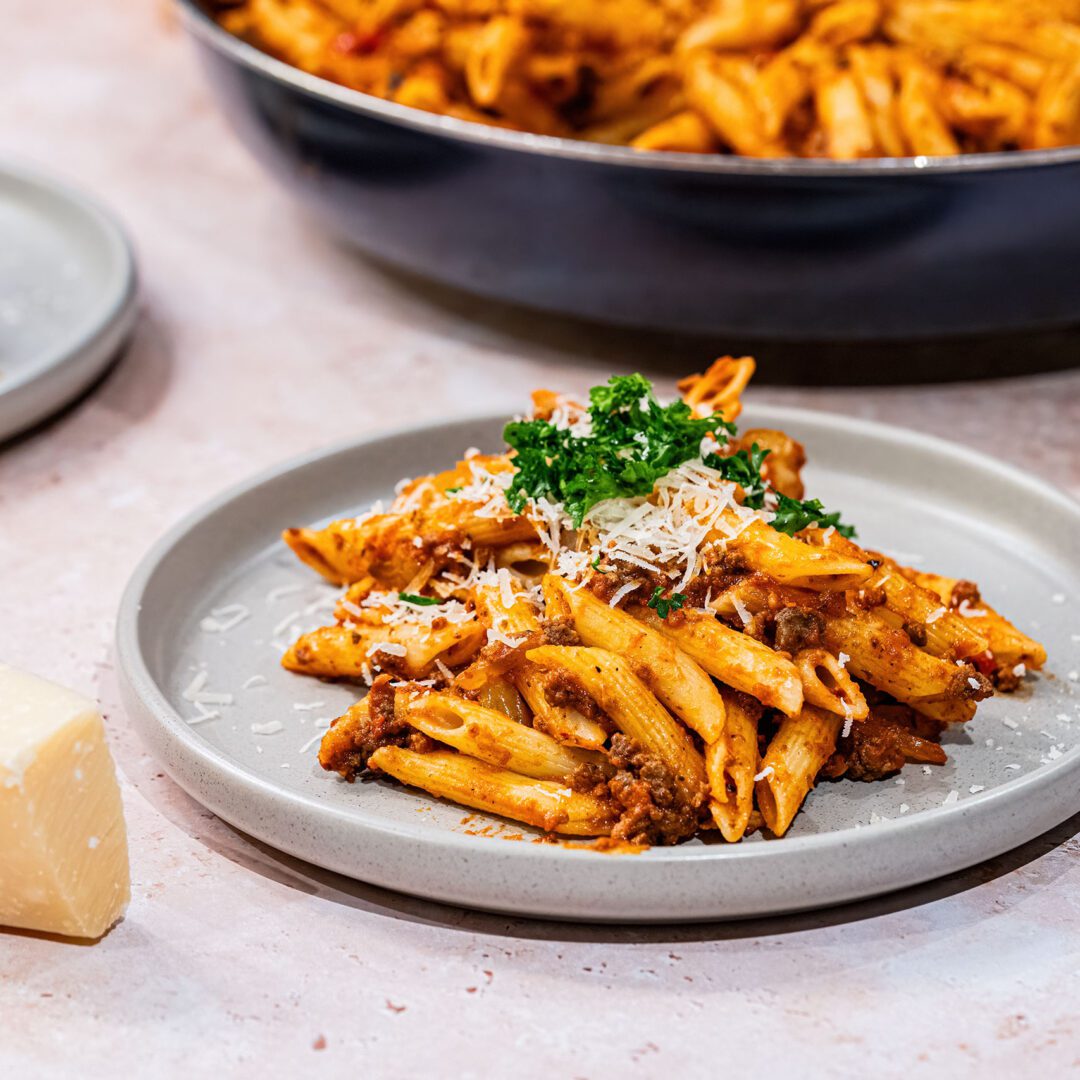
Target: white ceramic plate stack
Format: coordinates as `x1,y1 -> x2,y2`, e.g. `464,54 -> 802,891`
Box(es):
0,163 -> 138,442
117,407 -> 1080,922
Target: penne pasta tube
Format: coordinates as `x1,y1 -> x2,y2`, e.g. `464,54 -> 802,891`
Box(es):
804,528 -> 989,659
795,648 -> 869,720
755,705 -> 844,837
514,663 -> 610,750
814,66 -> 878,158
631,110 -> 716,152
678,356 -> 756,423
721,518 -> 873,590
476,675 -> 531,726
895,52 -> 962,155
848,44 -> 907,157
908,572 -> 1047,670
682,53 -> 785,157
738,428 -> 806,499
632,607 -> 804,717
706,689 -> 761,843
526,645 -> 708,805
548,576 -> 726,743
318,695 -> 372,779
465,14 -> 527,107
284,516 -> 426,587
370,747 -> 616,835
283,620 -> 485,680
405,693 -> 606,781
823,611 -> 989,712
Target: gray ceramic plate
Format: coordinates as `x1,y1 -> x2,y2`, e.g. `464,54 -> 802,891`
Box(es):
0,163 -> 138,442
116,406 -> 1080,922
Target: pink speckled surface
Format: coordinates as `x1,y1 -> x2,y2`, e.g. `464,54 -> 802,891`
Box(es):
4,1 -> 1080,1075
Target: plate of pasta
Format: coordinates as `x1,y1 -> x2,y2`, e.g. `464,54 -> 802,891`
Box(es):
116,359 -> 1080,921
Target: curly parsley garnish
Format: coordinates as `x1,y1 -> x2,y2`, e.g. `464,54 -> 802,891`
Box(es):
770,494 -> 856,538
503,372 -> 855,537
703,442 -> 771,509
648,587 -> 687,619
504,374 -> 734,527
398,593 -> 440,606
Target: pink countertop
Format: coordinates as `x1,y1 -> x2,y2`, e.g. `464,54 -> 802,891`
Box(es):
4,1 -> 1080,1075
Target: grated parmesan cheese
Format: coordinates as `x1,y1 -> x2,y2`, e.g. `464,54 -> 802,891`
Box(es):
608,581 -> 641,608
251,721 -> 284,735
200,603 -> 250,634
753,765 -> 774,782
732,596 -> 753,628
366,641 -> 407,658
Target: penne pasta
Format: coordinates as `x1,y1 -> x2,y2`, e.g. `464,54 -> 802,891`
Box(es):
908,571 -> 1048,671
722,518 -> 873,590
280,366 -> 1046,848
283,620 -> 485,680
547,576 -> 726,743
405,693 -> 606,781
805,528 -> 989,659
526,645 -> 708,806
823,611 -> 988,717
217,0 -> 1080,160
756,705 -> 844,837
476,675 -> 531,726
370,747 -> 617,835
706,689 -> 762,842
514,664 -> 611,750
632,607 -> 804,717
795,648 -> 869,721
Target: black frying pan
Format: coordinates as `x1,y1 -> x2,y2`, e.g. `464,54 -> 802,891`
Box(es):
178,0 -> 1080,342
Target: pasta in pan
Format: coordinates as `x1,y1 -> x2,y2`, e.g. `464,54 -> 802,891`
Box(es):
212,0 -> 1080,158
281,358 -> 1044,845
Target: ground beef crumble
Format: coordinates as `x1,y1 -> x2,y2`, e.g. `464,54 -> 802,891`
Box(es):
773,607 -> 825,654
318,676 -> 435,780
822,706 -> 947,782
540,616 -> 581,647
571,733 -> 702,846
950,579 -> 982,608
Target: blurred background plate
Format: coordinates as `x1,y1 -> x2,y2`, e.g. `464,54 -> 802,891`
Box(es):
179,0 -> 1080,343
0,163 -> 138,442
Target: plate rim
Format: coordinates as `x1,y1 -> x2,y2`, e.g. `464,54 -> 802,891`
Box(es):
0,160 -> 139,438
115,402 -> 1080,885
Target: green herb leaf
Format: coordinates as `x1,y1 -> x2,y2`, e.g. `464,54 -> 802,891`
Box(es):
770,494 -> 856,538
504,374 -> 734,527
703,443 -> 771,509
398,593 -> 441,606
444,486 -> 463,494
647,587 -> 687,619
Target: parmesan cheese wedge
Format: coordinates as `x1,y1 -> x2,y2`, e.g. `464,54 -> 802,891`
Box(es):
0,664 -> 130,939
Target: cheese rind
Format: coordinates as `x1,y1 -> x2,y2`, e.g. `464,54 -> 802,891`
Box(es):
0,664 -> 130,939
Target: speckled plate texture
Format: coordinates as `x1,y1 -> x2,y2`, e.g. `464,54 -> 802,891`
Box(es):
0,163 -> 137,442
116,406 -> 1080,922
